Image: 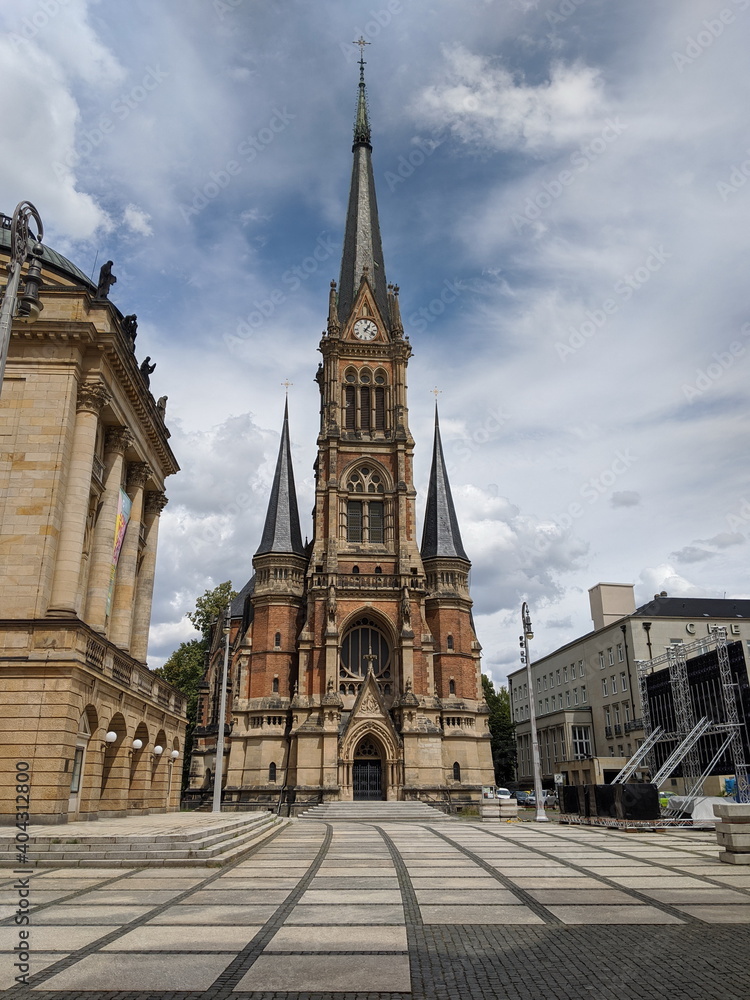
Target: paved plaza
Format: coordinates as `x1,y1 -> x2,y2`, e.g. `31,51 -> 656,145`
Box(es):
2,816 -> 750,998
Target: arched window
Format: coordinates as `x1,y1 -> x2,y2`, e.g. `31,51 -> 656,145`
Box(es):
449,679 -> 456,695
268,762 -> 277,782
342,368 -> 389,432
360,385 -> 371,430
345,467 -> 386,544
272,676 -> 279,693
447,634 -> 454,651
344,385 -> 356,429
274,632 -> 281,649
340,617 -> 391,695
453,761 -> 461,782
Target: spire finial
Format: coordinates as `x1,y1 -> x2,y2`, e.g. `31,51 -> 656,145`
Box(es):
352,38 -> 372,147
432,387 -> 442,402
281,379 -> 293,396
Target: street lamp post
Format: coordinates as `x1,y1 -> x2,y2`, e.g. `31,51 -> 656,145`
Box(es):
521,601 -> 548,823
0,201 -> 45,394
212,604 -> 232,813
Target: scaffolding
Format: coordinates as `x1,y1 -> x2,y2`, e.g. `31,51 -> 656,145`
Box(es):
631,627 -> 750,803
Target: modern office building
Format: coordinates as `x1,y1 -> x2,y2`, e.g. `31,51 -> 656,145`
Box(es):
509,583 -> 750,792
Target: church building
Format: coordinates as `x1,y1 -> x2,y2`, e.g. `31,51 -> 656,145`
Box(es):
190,58 -> 495,813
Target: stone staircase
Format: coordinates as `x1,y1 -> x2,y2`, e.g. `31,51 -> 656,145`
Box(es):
298,800 -> 454,822
0,811 -> 287,867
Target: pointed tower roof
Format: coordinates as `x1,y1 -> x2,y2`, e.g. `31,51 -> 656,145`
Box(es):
337,51 -> 388,325
255,400 -> 305,557
421,406 -> 470,562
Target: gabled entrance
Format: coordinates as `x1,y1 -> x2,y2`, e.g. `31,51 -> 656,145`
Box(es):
353,739 -> 383,800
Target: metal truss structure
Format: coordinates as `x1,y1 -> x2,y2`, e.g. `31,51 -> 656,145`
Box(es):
629,627 -> 750,804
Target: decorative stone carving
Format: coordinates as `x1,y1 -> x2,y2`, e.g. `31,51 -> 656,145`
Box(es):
76,380 -> 111,414
400,587 -> 411,628
126,462 -> 151,491
145,491 -> 168,516
327,584 -> 337,626
104,426 -> 132,455
327,280 -> 340,336
95,260 -> 116,299
360,693 -> 379,714
139,356 -> 156,388
122,314 -> 138,342
156,395 -> 168,419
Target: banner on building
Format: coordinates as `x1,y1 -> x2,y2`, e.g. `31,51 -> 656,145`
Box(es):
106,489 -> 132,616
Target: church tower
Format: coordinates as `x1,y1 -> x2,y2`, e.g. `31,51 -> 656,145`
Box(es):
193,55 -> 494,812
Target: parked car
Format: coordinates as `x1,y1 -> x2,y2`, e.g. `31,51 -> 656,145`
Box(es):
514,790 -> 533,806
496,787 -> 512,799
519,790 -> 558,808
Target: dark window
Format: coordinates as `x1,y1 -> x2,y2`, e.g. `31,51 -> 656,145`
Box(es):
268,762 -> 277,782
449,680 -> 456,695
447,634 -> 454,651
274,632 -> 281,648
369,501 -> 384,543
340,619 -> 391,681
344,386 -> 356,429
453,761 -> 461,782
272,677 -> 279,693
374,387 -> 385,429
360,386 -> 371,430
347,501 -> 362,542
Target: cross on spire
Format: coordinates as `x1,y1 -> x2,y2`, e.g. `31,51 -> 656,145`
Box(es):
353,36 -> 371,68
432,387 -> 442,400
281,379 -> 293,395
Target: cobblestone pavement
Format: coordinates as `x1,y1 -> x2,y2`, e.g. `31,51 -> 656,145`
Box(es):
1,817 -> 749,998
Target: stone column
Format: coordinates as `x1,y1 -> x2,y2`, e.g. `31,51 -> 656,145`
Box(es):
47,379 -> 111,617
129,490 -> 168,663
84,427 -> 133,631
109,462 -> 151,651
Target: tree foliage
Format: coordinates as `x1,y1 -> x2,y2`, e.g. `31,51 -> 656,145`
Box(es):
482,674 -> 517,785
187,580 -> 237,639
156,581 -> 236,792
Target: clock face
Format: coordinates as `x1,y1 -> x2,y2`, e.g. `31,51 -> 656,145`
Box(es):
354,318 -> 378,341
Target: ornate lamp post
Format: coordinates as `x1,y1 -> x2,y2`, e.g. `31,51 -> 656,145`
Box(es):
212,603 -> 232,813
521,601 -> 548,822
0,201 -> 45,393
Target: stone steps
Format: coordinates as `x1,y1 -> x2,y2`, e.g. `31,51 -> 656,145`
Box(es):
298,801 -> 454,822
0,811 -> 287,867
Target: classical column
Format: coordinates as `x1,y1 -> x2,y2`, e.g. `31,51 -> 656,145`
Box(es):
109,462 -> 151,651
47,379 -> 111,617
84,427 -> 133,632
129,490 -> 168,663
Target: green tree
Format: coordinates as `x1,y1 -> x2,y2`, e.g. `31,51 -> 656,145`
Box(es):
156,581 -> 236,793
187,580 -> 237,639
482,674 -> 517,785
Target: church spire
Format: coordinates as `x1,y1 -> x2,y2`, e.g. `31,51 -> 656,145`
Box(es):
421,405 -> 469,562
337,42 -> 388,326
255,399 -> 304,556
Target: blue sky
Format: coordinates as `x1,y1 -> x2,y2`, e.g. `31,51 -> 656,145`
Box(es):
3,0 -> 750,688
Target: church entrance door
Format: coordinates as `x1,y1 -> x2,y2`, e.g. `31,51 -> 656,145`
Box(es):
352,738 -> 384,800
353,759 -> 382,800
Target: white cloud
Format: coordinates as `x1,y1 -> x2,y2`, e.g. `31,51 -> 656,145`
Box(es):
413,46 -> 606,153
123,204 -> 153,236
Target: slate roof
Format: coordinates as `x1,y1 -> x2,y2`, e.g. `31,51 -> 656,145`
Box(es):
421,407 -> 469,562
0,223 -> 95,290
337,61 -> 388,325
633,596 -> 750,618
255,400 -> 305,557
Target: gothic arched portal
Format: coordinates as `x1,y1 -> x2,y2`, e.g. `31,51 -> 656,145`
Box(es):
352,736 -> 384,801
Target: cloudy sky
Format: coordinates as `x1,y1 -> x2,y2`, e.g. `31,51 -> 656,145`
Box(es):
3,0 -> 750,688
